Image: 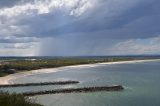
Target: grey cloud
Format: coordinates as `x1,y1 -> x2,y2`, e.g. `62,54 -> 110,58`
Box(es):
0,0 -> 19,8
9,0 -> 160,40
109,36 -> 160,55
3,43 -> 33,49
0,0 -> 160,56
1,0 -> 160,39
0,36 -> 39,43
43,0 -> 160,39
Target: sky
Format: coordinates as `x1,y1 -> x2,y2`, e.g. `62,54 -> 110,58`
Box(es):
0,0 -> 160,56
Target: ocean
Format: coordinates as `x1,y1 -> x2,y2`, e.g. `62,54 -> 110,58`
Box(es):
1,60 -> 160,106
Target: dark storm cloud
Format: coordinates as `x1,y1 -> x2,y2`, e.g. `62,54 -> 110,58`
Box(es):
0,0 -> 160,56
9,0 -> 159,40
37,0 -> 160,39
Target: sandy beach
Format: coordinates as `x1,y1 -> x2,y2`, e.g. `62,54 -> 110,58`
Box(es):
0,59 -> 160,85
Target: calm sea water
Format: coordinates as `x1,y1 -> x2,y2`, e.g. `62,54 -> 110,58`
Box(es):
1,61 -> 160,106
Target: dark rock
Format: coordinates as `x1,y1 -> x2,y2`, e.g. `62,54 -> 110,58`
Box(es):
23,85 -> 124,96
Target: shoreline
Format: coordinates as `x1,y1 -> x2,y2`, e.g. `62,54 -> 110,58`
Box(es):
0,59 -> 160,85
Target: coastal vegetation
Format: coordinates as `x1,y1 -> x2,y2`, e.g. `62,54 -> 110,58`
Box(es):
0,92 -> 43,106
0,56 -> 160,77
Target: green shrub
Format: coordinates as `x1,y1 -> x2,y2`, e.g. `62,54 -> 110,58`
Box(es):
0,92 -> 43,106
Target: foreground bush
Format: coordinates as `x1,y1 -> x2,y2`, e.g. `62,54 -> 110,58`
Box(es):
0,92 -> 43,106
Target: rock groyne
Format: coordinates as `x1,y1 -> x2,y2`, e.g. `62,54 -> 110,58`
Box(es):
23,85 -> 124,96
0,81 -> 79,88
